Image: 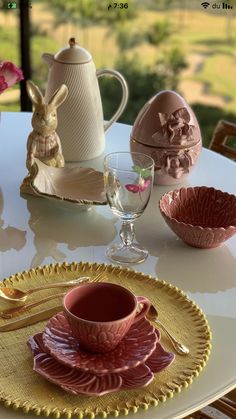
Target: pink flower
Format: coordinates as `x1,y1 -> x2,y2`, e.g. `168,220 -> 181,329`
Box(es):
0,61 -> 24,94
125,179 -> 151,193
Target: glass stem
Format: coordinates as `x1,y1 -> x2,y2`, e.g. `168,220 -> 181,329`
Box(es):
119,221 -> 135,247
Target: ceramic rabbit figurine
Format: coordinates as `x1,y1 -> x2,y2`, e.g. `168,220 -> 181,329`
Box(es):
26,80 -> 68,170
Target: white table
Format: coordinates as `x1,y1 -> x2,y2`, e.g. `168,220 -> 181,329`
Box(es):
0,112 -> 235,419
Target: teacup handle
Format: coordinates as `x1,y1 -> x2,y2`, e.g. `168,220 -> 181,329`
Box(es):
96,68 -> 129,132
133,296 -> 151,324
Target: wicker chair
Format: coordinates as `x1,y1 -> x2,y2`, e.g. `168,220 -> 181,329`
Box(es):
209,120 -> 236,160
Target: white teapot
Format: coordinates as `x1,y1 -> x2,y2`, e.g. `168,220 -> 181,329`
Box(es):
42,38 -> 129,161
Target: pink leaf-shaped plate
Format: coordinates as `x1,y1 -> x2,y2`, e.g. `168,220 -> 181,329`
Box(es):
42,313 -> 158,373
28,333 -> 174,396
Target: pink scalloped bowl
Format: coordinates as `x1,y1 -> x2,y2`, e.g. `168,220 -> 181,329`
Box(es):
159,186 -> 236,248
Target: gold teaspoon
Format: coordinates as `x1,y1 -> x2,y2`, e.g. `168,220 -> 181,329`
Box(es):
0,276 -> 90,303
0,272 -> 105,318
146,305 -> 189,355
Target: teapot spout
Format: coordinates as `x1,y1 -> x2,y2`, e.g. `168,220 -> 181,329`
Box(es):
42,53 -> 54,67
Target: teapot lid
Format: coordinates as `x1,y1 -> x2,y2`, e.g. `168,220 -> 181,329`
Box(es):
54,38 -> 92,64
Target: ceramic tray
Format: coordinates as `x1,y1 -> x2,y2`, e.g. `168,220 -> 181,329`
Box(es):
0,262 -> 212,418
20,158 -> 107,210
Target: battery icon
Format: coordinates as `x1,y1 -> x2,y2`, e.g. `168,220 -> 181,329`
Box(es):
7,2 -> 17,8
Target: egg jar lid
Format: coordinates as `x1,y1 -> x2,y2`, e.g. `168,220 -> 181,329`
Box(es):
130,91 -> 201,149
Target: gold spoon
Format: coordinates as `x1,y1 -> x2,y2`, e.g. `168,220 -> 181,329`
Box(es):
146,305 -> 189,355
0,276 -> 90,303
0,273 -> 105,318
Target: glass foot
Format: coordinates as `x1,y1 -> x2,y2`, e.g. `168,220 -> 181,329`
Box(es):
106,243 -> 148,264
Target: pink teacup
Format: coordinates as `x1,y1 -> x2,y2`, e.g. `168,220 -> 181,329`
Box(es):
63,282 -> 151,353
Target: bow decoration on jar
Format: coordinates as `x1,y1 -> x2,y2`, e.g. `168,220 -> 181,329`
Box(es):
161,149 -> 194,179
152,107 -> 195,146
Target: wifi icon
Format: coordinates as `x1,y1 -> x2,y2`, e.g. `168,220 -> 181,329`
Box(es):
201,2 -> 210,8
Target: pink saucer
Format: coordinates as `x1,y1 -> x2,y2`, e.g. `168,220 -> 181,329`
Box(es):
43,313 -> 158,373
28,333 -> 174,396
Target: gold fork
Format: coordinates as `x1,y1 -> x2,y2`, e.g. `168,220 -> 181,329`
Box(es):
0,272 -> 105,319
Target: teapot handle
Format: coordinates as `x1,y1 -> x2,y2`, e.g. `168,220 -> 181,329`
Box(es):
96,69 -> 129,132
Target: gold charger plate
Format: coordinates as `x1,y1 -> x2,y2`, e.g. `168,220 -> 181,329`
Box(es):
0,262 -> 211,419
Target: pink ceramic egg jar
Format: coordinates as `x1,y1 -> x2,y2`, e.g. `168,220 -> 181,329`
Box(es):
130,90 -> 202,185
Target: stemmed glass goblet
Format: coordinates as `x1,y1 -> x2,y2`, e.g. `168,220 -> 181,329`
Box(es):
104,152 -> 154,264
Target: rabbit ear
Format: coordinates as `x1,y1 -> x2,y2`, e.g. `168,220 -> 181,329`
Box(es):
48,84 -> 68,109
26,80 -> 45,106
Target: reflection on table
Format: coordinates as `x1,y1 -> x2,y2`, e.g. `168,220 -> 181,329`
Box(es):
25,195 -> 117,267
